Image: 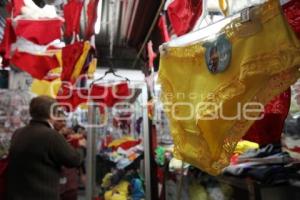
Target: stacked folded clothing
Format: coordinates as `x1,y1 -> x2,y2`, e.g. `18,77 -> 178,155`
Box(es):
224,144 -> 300,185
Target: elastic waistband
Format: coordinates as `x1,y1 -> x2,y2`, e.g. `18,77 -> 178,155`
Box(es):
163,0 -> 282,58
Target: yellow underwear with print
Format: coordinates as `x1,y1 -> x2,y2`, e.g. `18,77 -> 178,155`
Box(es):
159,0 -> 300,175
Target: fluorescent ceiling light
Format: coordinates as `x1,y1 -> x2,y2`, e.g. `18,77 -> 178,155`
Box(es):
94,0 -> 103,34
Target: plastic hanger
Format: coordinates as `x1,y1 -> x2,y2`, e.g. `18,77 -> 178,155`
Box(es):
90,61 -> 130,86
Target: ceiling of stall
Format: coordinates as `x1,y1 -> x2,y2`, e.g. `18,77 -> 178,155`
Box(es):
0,0 -> 164,70
96,0 -> 162,70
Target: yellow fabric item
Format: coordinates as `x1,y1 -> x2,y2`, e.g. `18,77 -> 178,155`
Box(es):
101,173 -> 113,188
189,182 -> 208,200
88,58 -> 97,79
234,140 -> 259,154
48,67 -> 62,75
56,50 -> 62,67
104,181 -> 129,200
30,78 -> 61,97
71,41 -> 91,82
108,136 -> 135,148
219,0 -> 228,16
159,0 -> 300,175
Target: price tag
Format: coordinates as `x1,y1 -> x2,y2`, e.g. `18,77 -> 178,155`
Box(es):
241,8 -> 250,23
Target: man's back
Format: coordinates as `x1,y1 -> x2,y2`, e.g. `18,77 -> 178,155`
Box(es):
7,120 -> 82,200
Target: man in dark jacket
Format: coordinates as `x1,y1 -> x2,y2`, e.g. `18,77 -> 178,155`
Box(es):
6,96 -> 84,200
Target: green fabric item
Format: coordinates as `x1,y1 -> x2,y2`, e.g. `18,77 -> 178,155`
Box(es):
155,146 -> 165,166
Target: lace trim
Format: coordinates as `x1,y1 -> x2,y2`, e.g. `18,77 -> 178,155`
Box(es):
211,67 -> 300,175
194,44 -> 300,174
158,48 -> 300,175
240,44 -> 300,80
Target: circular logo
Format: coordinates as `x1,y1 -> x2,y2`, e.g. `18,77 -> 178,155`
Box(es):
204,34 -> 232,74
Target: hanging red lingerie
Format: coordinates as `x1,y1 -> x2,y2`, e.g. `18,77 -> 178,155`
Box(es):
63,0 -> 83,38
61,42 -> 84,83
167,0 -> 202,36
11,50 -> 59,80
57,82 -> 131,112
243,88 -> 291,145
90,82 -> 131,108
14,19 -> 63,45
85,0 -> 100,39
56,83 -> 89,112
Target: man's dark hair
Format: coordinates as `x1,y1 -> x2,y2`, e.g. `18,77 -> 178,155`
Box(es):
29,95 -> 57,120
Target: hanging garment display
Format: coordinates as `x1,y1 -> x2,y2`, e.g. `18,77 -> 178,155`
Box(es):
90,82 -> 131,109
14,18 -> 63,45
283,0 -> 300,39
167,0 -> 202,36
85,0 -> 100,39
56,84 -> 89,112
11,50 -> 59,80
159,0 -> 300,175
243,88 -> 291,145
60,42 -> 84,82
63,0 -> 83,38
60,41 -> 93,84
